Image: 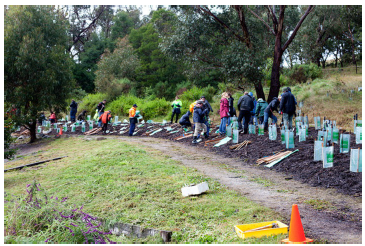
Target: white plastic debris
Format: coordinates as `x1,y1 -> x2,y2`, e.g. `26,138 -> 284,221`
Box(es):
181,182 -> 209,197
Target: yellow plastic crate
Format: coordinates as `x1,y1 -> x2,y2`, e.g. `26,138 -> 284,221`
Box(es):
234,220 -> 288,239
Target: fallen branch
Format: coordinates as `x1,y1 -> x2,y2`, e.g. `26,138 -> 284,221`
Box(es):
5,156 -> 67,172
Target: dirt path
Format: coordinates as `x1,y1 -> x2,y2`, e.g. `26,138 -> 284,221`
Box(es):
120,136 -> 362,244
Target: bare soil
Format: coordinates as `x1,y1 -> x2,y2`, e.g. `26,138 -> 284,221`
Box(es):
7,122 -> 362,243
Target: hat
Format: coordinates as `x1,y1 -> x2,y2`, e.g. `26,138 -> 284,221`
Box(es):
133,104 -> 138,107
200,96 -> 205,99
248,92 -> 253,97
286,87 -> 291,92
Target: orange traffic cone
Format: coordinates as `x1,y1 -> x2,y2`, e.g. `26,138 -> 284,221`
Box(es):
282,204 -> 313,244
59,127 -> 63,136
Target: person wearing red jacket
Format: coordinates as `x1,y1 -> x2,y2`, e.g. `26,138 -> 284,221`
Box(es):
219,92 -> 230,135
49,112 -> 56,123
99,111 -> 112,134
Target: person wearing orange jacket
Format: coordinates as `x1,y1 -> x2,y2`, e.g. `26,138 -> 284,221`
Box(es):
129,104 -> 138,136
99,111 -> 112,134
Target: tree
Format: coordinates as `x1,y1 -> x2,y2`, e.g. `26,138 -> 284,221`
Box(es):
4,6 -> 76,143
129,9 -> 187,99
94,37 -> 140,98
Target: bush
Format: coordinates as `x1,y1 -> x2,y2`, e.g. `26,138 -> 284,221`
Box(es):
107,95 -> 170,120
288,63 -> 323,83
4,181 -> 115,244
77,93 -> 109,116
4,118 -> 16,159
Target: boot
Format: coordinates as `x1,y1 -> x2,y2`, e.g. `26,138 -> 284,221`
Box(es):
192,136 -> 198,144
204,133 -> 209,139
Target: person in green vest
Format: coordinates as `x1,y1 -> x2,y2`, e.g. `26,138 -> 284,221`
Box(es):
171,96 -> 182,124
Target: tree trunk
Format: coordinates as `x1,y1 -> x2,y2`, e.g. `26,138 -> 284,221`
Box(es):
268,30 -> 283,103
335,47 -> 338,67
254,81 -> 265,101
29,120 -> 37,143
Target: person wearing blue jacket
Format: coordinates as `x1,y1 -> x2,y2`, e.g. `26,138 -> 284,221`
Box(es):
192,100 -> 208,144
179,110 -> 192,128
264,96 -> 281,131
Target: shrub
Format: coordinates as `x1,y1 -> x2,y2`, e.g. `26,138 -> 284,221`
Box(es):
4,181 -> 115,244
288,63 -> 323,83
77,93 -> 109,116
4,118 -> 16,159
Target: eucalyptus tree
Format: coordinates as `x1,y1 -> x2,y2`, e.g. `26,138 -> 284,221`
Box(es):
4,5 -> 75,143
161,5 -> 314,101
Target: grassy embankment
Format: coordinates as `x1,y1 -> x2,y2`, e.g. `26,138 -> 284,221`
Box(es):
4,136 -> 286,244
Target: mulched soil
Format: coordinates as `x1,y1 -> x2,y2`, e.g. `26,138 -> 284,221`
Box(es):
31,121 -> 362,196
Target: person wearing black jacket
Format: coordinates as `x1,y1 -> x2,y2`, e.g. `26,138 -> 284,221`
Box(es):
70,99 -> 77,122
192,101 -> 208,144
200,96 -> 213,137
97,99 -> 106,127
280,87 -> 296,129
179,110 -> 192,128
237,92 -> 254,134
228,93 -> 236,117
77,110 -> 87,122
263,96 -> 281,131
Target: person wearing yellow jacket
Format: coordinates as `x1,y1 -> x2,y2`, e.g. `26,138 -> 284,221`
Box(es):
171,96 -> 182,123
129,104 -> 138,136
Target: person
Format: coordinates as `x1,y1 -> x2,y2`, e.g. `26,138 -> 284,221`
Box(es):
263,96 -> 281,131
97,99 -> 107,127
248,92 -> 257,125
237,92 -> 254,134
200,96 -> 213,137
179,110 -> 192,128
49,111 -> 56,123
38,112 -> 46,124
255,98 -> 268,124
280,87 -> 296,130
227,93 -> 236,118
219,92 -> 230,135
129,104 -> 138,136
77,110 -> 87,122
192,100 -> 208,143
171,96 -> 182,124
99,111 -> 112,134
70,99 -> 77,123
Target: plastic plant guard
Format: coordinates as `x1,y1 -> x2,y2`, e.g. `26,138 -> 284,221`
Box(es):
340,134 -> 350,153
327,127 -> 332,142
318,131 -> 324,141
350,149 -> 362,172
81,123 -> 85,133
65,115 -> 69,121
314,140 -> 324,161
315,116 -> 321,130
47,121 -> 51,127
54,123 -> 57,129
63,125 -> 67,132
285,131 -> 294,149
56,128 -> 60,133
305,116 -> 309,125
269,125 -> 277,140
299,101 -> 303,108
258,124 -> 264,136
357,120 -> 362,127
232,129 -> 239,143
231,118 -> 239,130
226,123 -> 232,137
332,128 -> 339,144
89,122 -> 93,130
162,119 -> 167,125
249,124 -> 256,134
71,124 -> 76,132
356,127 -> 362,144
273,125 -> 277,140
299,128 -> 306,142
322,145 -> 334,168
281,129 -> 285,144
297,109 -> 301,116
37,126 -> 42,133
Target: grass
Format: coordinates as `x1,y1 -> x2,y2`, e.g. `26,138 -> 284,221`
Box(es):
4,136 -> 287,243
249,177 -> 275,187
304,199 -> 335,211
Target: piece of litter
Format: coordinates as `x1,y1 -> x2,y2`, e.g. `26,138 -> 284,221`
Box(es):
181,182 -> 209,197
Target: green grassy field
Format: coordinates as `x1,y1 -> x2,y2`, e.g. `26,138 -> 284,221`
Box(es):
4,136 -> 287,243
